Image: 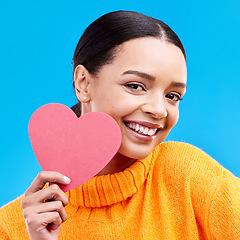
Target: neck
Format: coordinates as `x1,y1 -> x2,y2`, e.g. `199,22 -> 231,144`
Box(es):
95,152 -> 136,176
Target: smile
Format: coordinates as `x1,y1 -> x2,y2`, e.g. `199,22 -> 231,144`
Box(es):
126,122 -> 158,136
124,121 -> 163,142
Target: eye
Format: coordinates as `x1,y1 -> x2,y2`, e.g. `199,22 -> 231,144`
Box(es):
125,83 -> 145,91
165,93 -> 183,102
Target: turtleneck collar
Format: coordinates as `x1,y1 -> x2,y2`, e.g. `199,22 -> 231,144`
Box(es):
67,150 -> 154,208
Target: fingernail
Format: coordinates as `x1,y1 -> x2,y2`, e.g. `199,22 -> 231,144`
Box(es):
63,176 -> 71,184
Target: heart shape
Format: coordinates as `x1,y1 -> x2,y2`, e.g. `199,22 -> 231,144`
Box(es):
28,103 -> 121,192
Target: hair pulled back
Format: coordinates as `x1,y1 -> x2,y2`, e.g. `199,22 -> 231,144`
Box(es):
72,10 -> 186,115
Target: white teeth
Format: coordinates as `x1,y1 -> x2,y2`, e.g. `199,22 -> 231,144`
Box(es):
148,129 -> 155,136
143,128 -> 148,135
126,122 -> 158,136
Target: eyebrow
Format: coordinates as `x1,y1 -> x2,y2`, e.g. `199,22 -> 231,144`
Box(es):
122,70 -> 187,89
122,70 -> 156,81
171,81 -> 187,89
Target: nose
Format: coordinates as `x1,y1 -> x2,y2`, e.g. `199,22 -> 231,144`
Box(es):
141,94 -> 167,119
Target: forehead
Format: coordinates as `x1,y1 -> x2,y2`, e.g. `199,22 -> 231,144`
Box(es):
112,37 -> 187,82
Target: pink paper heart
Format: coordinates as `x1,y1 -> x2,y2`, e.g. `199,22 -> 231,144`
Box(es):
28,103 -> 121,192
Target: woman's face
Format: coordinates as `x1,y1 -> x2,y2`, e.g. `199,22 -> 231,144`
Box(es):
77,37 -> 187,160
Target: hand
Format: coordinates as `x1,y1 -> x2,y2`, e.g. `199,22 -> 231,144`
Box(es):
21,171 -> 71,240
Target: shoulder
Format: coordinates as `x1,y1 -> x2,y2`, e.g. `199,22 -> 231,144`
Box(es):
151,142 -> 240,237
0,196 -> 23,219
0,196 -> 29,239
151,141 -> 239,197
0,195 -> 23,218
0,195 -> 23,209
153,141 -> 227,177
155,141 -> 216,163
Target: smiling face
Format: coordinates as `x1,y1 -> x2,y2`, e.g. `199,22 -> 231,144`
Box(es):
75,37 -> 187,163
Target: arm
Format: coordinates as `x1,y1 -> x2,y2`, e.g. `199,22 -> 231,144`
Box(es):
0,225 -> 11,240
208,173 -> 240,239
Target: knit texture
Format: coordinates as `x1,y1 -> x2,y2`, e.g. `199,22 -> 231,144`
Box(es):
1,142 -> 240,239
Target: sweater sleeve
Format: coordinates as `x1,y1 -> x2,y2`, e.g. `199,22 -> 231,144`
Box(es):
158,142 -> 240,239
0,225 -> 11,240
208,172 -> 240,239
0,196 -> 30,240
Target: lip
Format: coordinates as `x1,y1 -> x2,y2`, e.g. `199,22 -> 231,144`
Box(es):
124,121 -> 161,142
125,120 -> 163,129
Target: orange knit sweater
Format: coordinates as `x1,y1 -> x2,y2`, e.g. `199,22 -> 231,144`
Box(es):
1,142 -> 240,239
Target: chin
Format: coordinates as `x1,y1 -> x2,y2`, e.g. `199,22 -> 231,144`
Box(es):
118,134 -> 168,160
118,146 -> 155,160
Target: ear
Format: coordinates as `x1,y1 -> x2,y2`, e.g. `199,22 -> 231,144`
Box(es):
74,65 -> 91,103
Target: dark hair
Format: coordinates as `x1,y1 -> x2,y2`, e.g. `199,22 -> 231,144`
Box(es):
72,10 -> 186,116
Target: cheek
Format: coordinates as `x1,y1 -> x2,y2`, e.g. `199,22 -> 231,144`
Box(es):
91,104 -> 126,125
167,107 -> 179,129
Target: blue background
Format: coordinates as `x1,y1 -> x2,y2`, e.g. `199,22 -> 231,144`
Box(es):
0,0 -> 239,207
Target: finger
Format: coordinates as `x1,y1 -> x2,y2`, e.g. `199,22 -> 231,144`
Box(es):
41,184 -> 69,206
22,184 -> 69,209
25,171 -> 71,196
47,216 -> 62,231
26,212 -> 62,232
39,201 -> 67,223
23,200 -> 67,223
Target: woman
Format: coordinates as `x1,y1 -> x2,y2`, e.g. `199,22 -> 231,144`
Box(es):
0,10 -> 239,240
